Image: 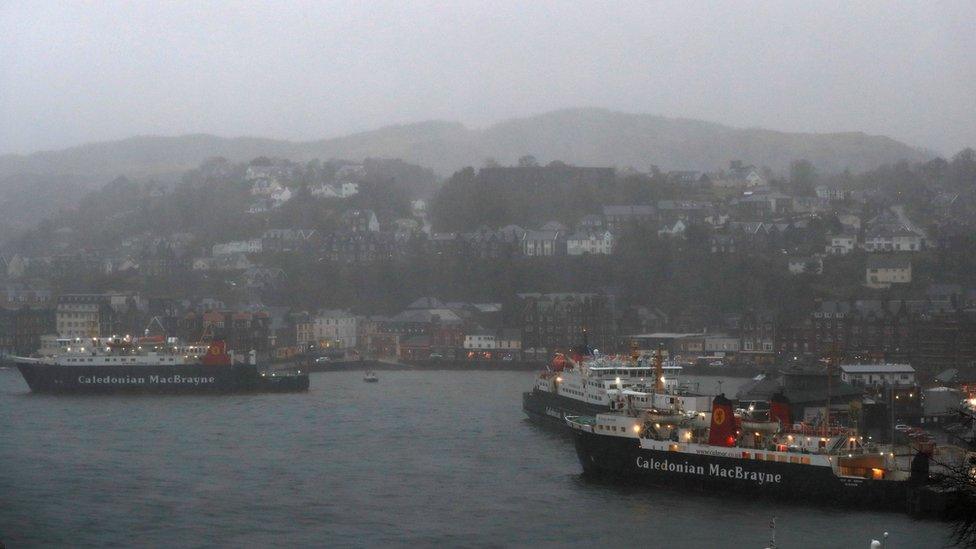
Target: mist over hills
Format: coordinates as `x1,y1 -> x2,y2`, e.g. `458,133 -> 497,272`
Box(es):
1,108 -> 930,179
0,108 -> 932,232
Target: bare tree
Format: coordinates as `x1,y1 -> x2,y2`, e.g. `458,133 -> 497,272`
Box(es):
933,408 -> 976,547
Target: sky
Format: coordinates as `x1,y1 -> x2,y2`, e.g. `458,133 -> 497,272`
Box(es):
1,1 -> 974,156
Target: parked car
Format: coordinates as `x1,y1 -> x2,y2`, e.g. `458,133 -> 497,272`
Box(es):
894,424 -> 911,433
314,356 -> 331,363
502,355 -> 514,362
429,353 -> 444,360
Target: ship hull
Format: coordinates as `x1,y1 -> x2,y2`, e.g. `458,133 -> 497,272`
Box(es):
522,389 -> 607,428
573,429 -> 913,511
15,363 -> 309,394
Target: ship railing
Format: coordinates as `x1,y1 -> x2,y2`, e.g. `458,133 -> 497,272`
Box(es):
786,423 -> 853,437
565,415 -> 595,433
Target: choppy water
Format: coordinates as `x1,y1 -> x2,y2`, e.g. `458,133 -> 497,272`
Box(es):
0,369 -> 951,548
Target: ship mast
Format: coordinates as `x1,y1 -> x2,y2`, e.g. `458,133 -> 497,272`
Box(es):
654,344 -> 664,393
824,344 -> 836,436
823,343 -> 837,436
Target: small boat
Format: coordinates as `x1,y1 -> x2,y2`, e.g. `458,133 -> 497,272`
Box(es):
363,371 -> 379,383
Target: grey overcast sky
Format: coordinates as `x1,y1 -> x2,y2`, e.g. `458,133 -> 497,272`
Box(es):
1,1 -> 973,156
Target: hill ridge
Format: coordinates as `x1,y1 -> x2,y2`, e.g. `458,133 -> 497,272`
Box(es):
0,108 -> 928,179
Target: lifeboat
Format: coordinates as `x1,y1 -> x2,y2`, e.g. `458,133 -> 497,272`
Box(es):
739,419 -> 783,433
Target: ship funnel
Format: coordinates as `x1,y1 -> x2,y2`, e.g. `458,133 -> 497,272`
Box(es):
707,393 -> 737,447
769,392 -> 791,430
202,341 -> 231,366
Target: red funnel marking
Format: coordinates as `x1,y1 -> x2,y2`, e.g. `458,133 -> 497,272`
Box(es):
708,394 -> 737,447
202,341 -> 231,366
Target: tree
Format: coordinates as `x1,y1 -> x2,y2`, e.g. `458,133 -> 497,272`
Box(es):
949,148 -> 976,191
789,159 -> 818,196
517,155 -> 539,168
933,409 -> 976,547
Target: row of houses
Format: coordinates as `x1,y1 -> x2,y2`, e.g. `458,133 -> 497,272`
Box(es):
825,230 -> 925,255
245,160 -> 363,213
281,293 -> 666,362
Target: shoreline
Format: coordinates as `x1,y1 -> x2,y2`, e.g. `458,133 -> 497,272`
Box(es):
271,357 -> 761,377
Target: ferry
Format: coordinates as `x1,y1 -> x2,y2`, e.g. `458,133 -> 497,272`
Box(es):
522,340 -> 711,428
567,393 -> 931,510
13,335 -> 309,394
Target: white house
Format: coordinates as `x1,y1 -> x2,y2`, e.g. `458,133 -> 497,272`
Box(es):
742,169 -> 765,187
297,309 -> 358,349
862,229 -> 923,252
865,256 -> 912,289
566,231 -> 614,255
826,233 -> 857,255
703,335 -> 740,355
311,182 -> 360,199
340,182 -> 359,197
521,230 -> 564,256
815,186 -> 855,201
464,333 -> 496,350
840,364 -> 916,387
411,199 -> 427,217
213,239 -> 263,256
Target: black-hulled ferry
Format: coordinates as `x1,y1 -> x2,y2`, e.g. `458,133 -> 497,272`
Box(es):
567,393 -> 930,510
523,343 -> 710,428
14,336 -> 309,394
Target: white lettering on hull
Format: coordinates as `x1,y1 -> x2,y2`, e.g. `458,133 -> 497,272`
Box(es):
636,456 -> 783,485
78,375 -> 217,385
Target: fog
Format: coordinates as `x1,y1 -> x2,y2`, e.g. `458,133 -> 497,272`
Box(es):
1,1 -> 973,155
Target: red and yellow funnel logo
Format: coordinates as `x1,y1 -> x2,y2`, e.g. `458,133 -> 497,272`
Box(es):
713,407 -> 726,426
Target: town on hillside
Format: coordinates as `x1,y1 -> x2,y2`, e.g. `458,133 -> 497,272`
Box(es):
2,152 -> 976,399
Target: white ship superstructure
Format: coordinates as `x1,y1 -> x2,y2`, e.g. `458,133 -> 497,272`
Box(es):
524,347 -> 713,426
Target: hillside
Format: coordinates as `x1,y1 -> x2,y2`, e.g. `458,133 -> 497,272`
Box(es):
0,108 -> 931,231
